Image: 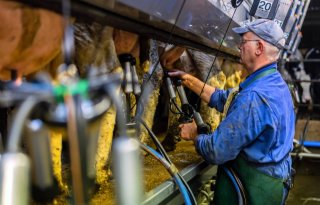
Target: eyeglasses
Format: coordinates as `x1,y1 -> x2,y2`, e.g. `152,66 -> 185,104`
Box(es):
239,39 -> 260,46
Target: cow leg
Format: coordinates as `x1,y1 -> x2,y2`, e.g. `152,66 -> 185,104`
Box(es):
138,40 -> 164,146
161,96 -> 182,152
95,107 -> 116,184
95,67 -> 123,184
49,129 -> 69,194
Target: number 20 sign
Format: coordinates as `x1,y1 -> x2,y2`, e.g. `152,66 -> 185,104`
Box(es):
249,0 -> 280,19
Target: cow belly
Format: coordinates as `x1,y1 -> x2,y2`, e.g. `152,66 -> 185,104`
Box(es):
0,1 -> 63,80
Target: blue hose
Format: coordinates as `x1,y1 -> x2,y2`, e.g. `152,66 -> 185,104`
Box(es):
303,141 -> 320,148
141,144 -> 193,205
222,166 -> 244,205
172,175 -> 192,205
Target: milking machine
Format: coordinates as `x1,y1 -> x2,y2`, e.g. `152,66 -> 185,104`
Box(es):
0,56 -> 200,205
119,53 -> 142,120
0,68 -> 145,205
0,71 -> 134,204
164,71 -> 211,135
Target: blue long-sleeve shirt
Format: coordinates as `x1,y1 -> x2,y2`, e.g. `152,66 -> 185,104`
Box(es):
195,63 -> 295,179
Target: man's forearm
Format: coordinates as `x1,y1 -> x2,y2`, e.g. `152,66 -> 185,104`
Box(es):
182,74 -> 215,104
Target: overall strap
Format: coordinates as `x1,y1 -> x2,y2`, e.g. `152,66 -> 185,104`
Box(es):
241,68 -> 277,90
222,87 -> 239,120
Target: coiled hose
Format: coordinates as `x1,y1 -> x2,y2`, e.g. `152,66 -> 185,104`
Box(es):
222,166 -> 246,205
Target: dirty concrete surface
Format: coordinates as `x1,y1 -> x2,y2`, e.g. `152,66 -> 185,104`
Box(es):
287,154 -> 320,205
287,113 -> 320,205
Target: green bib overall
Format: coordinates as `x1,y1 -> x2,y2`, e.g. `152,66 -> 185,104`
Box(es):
214,156 -> 285,205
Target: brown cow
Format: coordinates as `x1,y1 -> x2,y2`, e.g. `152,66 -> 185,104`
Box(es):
0,1 -> 64,80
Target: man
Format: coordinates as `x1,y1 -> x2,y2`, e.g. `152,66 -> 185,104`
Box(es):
168,19 -> 295,204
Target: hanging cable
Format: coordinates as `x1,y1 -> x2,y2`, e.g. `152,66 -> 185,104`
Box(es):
195,8 -> 239,110
142,0 -> 186,86
131,0 -> 187,111
170,99 -> 184,115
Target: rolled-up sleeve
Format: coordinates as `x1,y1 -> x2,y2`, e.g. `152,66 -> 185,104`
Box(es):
208,89 -> 231,112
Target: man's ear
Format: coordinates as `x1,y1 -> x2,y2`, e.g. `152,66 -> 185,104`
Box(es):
255,41 -> 263,55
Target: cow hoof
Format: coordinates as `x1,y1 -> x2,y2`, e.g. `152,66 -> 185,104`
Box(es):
161,135 -> 180,152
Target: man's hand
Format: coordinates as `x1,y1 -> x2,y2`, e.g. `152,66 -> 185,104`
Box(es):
179,121 -> 198,142
167,70 -> 187,78
167,70 -> 190,86
168,69 -> 215,104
